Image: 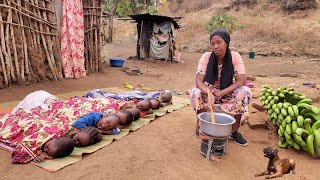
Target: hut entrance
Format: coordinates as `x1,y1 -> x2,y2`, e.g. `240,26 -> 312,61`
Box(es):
126,13 -> 181,62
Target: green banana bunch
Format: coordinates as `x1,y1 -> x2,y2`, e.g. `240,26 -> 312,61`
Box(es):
259,85 -> 320,157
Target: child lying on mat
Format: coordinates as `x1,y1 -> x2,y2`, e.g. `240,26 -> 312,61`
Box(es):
0,113 -> 76,164
125,107 -> 141,121
150,98 -> 161,110
136,99 -> 154,115
34,137 -> 75,163
66,127 -> 102,147
159,92 -> 173,107
116,110 -> 134,128
143,92 -> 172,110
73,112 -> 121,135
140,92 -> 173,109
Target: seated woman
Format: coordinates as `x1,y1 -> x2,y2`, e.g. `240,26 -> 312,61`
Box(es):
189,29 -> 252,146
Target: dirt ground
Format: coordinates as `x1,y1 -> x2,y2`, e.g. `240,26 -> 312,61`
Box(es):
0,43 -> 319,179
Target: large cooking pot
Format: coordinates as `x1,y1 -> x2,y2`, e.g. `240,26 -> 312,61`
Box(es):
198,112 -> 236,137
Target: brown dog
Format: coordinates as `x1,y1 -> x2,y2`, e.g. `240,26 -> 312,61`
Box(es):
254,147 -> 296,179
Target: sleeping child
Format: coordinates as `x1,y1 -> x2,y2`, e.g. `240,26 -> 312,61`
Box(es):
66,127 -> 102,147
159,92 -> 173,107
125,107 -> 141,121
136,99 -> 154,116
116,110 -> 134,128
72,112 -> 120,135
150,98 -> 161,110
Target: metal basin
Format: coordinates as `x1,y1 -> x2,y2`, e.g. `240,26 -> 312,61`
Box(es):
198,112 -> 236,137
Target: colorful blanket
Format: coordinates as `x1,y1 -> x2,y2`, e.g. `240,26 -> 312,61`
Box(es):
0,87 -> 190,172
0,96 -> 126,164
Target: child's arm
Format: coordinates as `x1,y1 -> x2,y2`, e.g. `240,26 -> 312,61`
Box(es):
119,125 -> 130,129
97,129 -> 113,135
97,128 -> 120,135
144,108 -> 154,115
160,102 -> 172,107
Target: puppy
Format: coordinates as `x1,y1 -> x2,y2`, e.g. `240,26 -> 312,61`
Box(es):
254,147 -> 296,179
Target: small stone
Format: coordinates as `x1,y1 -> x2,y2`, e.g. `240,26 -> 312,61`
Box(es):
279,73 -> 298,77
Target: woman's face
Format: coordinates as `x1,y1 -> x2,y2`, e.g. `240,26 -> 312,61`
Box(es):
210,35 -> 228,57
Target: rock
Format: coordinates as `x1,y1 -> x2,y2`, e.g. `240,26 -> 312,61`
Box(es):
252,99 -> 266,112
281,0 -> 318,12
248,112 -> 269,129
279,73 -> 298,77
232,0 -> 257,6
256,74 -> 268,77
247,76 -> 256,81
265,119 -> 278,132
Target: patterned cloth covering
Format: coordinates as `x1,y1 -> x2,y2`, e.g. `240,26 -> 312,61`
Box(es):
0,97 -> 126,164
85,89 -> 160,101
60,0 -> 86,78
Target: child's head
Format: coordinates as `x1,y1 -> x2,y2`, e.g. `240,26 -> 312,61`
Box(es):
160,92 -> 172,103
117,110 -> 133,126
150,98 -> 161,110
96,114 -> 120,131
136,99 -> 152,111
125,107 -> 140,121
72,127 -> 102,147
42,137 -> 75,158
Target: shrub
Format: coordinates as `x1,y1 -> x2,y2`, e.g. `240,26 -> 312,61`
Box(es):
206,14 -> 238,34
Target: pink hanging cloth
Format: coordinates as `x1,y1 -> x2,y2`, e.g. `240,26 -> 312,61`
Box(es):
60,0 -> 86,78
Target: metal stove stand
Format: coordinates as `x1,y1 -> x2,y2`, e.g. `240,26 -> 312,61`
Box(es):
199,132 -> 229,160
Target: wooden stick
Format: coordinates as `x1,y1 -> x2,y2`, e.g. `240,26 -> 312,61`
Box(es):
0,4 -> 57,28
0,20 -> 58,35
10,19 -> 21,83
0,12 -> 9,86
4,2 -> 16,82
0,45 -> 8,86
41,0 -> 58,79
24,0 -> 55,13
207,88 -> 215,124
33,0 -> 57,80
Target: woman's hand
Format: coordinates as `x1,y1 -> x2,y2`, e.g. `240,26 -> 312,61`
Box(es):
213,91 -> 223,98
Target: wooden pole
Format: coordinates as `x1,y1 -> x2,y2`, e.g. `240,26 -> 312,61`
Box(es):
5,1 -> 16,82
0,12 -> 8,86
34,0 -> 57,80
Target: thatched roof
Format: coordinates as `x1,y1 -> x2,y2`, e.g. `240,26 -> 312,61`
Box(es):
129,13 -> 181,29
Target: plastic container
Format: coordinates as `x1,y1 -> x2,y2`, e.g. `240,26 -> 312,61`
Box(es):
109,58 -> 125,67
248,51 -> 255,59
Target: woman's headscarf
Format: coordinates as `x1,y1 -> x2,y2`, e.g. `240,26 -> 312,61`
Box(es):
205,29 -> 234,90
